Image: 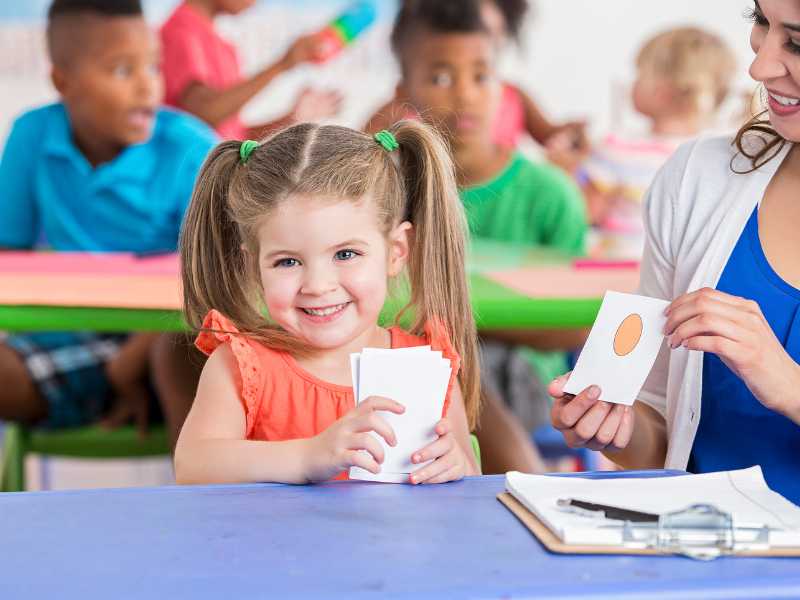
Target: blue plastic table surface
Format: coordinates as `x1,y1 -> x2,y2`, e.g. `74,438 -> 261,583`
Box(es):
1,472 -> 798,599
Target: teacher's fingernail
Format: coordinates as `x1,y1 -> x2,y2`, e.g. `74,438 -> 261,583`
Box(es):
588,386 -> 600,400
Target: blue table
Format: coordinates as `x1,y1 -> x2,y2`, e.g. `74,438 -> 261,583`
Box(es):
1,473 -> 798,599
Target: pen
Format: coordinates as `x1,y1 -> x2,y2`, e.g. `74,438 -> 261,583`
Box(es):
557,498 -> 660,523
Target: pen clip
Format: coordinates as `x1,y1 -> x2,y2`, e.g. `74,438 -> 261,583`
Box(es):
556,498 -> 606,519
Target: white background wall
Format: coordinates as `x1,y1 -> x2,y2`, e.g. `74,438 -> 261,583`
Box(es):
0,0 -> 759,143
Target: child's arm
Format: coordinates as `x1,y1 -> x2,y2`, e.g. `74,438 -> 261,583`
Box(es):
363,86 -> 410,133
518,87 -> 589,153
246,88 -> 342,140
518,86 -> 559,145
0,113 -> 39,249
178,34 -> 322,129
408,385 -> 480,484
174,345 -> 404,485
101,333 -> 160,434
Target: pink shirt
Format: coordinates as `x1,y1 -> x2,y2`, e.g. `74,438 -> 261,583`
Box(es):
493,83 -> 526,149
160,3 -> 247,140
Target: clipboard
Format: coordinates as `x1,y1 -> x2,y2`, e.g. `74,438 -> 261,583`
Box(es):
498,492 -> 800,560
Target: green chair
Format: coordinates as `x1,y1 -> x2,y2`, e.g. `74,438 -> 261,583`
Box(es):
470,434 -> 482,471
0,423 -> 169,492
0,427 -> 478,492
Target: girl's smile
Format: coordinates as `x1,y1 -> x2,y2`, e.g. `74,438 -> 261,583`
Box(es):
257,195 -> 409,355
298,302 -> 353,323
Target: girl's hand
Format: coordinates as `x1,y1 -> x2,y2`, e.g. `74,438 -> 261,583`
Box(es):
549,373 -> 635,452
409,418 -> 470,485
304,397 -> 404,483
665,288 -> 800,420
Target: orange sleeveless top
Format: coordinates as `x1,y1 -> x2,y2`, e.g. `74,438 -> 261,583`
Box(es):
195,310 -> 461,444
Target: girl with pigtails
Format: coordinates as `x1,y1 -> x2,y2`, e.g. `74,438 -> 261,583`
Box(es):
174,121 -> 482,485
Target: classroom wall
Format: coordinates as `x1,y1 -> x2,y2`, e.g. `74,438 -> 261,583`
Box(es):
0,0 -> 758,144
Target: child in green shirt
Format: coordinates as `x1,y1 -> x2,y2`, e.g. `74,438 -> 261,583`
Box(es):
389,0 -> 588,473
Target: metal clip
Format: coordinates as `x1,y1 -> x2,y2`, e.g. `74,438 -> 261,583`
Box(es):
618,504 -> 771,561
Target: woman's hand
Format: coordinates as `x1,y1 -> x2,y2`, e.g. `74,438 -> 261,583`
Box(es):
305,397 -> 404,483
665,288 -> 800,421
548,373 -> 635,452
408,418 -> 470,484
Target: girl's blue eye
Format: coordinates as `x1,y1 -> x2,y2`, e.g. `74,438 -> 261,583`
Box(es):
335,249 -> 359,261
274,258 -> 299,268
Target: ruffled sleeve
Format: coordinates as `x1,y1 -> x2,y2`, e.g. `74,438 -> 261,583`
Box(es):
195,310 -> 266,437
424,320 -> 462,418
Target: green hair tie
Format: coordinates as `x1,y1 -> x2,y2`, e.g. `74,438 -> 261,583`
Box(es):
374,130 -> 399,152
239,140 -> 260,164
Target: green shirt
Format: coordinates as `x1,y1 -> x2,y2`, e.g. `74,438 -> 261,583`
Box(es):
460,152 -> 588,385
460,152 -> 587,256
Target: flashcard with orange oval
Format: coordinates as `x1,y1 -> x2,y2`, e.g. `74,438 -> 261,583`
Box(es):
564,291 -> 670,406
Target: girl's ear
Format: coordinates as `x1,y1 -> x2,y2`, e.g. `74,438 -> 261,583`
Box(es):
387,221 -> 412,277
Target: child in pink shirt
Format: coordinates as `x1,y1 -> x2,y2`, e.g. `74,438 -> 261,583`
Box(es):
161,0 -> 341,140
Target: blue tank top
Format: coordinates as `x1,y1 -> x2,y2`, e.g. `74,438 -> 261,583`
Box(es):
688,207 -> 800,504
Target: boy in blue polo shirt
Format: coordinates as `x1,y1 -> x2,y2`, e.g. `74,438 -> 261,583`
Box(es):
0,0 -> 216,432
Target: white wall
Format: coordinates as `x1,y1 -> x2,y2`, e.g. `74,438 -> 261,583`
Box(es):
513,0 -> 756,135
0,0 -> 758,143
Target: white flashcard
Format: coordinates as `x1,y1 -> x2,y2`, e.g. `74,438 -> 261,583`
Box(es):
563,291 -> 669,406
348,346 -> 452,483
349,353 -> 360,400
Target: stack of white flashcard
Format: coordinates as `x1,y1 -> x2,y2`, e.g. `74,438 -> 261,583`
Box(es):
349,346 -> 453,483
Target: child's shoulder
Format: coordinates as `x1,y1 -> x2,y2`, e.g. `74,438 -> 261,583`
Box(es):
7,103 -> 66,142
390,322 -> 460,366
160,2 -> 204,34
195,310 -> 272,359
152,107 -> 218,149
501,153 -> 582,202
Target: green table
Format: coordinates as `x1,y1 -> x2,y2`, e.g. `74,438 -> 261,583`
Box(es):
0,243 -> 619,333
0,278 -> 603,333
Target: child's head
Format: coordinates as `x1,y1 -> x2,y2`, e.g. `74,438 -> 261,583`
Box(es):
47,0 -> 162,152
206,0 -> 257,16
633,27 -> 736,125
480,0 -> 529,46
181,121 -> 481,427
392,0 -> 501,152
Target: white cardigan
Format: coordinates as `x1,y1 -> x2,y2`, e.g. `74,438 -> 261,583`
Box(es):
636,134 -> 793,469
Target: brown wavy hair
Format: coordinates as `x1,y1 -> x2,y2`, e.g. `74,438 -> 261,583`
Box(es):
180,121 -> 482,429
733,106 -> 789,174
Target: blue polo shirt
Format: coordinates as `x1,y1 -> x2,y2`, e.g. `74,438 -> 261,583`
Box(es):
0,103 -> 217,253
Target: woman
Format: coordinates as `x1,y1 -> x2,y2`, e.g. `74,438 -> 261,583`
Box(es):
549,0 -> 800,504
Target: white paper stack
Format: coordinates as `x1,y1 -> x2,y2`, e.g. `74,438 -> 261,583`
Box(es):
505,467 -> 800,548
349,346 -> 452,483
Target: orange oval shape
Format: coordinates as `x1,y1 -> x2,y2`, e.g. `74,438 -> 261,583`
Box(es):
614,313 -> 643,356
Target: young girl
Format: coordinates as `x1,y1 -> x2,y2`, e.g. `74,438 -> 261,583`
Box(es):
565,27 -> 736,259
160,0 -> 341,140
364,0 -> 586,152
174,120 -> 481,485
